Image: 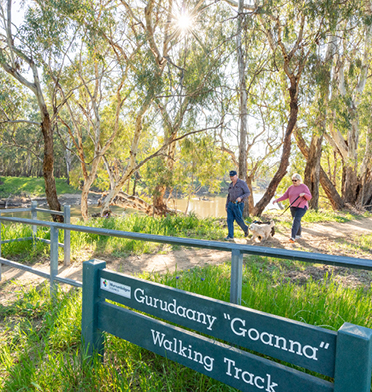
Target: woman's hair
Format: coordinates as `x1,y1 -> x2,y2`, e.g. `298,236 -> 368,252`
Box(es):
291,173 -> 302,182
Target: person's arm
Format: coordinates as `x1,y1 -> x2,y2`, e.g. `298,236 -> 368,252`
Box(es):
273,188 -> 290,203
236,180 -> 250,202
299,185 -> 312,200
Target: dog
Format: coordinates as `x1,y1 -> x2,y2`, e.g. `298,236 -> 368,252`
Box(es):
249,220 -> 275,242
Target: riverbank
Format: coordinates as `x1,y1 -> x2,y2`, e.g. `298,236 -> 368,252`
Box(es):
0,192 -> 102,208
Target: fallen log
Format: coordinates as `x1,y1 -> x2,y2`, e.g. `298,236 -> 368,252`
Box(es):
97,191 -> 179,217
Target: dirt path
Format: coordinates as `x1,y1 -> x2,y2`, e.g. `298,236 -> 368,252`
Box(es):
1,216 -> 371,295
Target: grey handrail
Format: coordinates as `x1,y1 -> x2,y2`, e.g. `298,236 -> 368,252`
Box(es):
1,215 -> 372,303
1,215 -> 372,269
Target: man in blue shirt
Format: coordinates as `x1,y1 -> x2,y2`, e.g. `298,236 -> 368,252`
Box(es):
225,170 -> 250,240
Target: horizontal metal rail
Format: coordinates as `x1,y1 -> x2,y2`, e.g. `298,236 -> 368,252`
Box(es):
35,208 -> 64,216
0,257 -> 50,279
1,236 -> 34,244
0,236 -> 64,247
36,238 -> 65,247
0,257 -> 82,287
55,275 -> 82,288
1,215 -> 372,270
0,208 -> 32,213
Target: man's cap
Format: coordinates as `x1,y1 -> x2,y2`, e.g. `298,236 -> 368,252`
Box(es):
229,170 -> 237,176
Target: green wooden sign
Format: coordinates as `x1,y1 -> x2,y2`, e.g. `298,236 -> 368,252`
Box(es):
82,260 -> 372,392
99,302 -> 333,392
98,268 -> 336,377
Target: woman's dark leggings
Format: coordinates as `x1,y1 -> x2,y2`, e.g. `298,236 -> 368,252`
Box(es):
290,206 -> 307,238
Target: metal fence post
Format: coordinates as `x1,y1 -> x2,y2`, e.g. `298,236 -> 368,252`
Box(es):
63,205 -> 71,266
334,322 -> 372,392
50,226 -> 59,296
230,249 -> 243,305
82,259 -> 106,358
31,201 -> 37,237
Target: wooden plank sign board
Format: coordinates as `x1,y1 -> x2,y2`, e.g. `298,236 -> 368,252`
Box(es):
82,260 -> 372,392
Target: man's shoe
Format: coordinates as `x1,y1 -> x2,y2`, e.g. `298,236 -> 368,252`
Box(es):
224,236 -> 234,241
289,237 -> 295,243
244,231 -> 249,238
296,235 -> 302,239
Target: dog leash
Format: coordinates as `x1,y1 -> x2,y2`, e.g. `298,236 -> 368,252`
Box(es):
279,195 -> 302,216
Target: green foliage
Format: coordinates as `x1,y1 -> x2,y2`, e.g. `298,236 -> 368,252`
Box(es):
0,177 -> 78,198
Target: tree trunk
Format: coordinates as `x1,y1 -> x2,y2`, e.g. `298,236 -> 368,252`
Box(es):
252,77 -> 298,216
41,113 -> 62,221
152,139 -> 176,215
246,175 -> 254,213
295,128 -> 345,210
80,182 -> 91,221
153,184 -> 168,215
343,165 -> 359,203
304,134 -> 323,210
237,0 -> 249,218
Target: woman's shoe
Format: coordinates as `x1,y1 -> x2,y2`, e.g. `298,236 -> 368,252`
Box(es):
289,237 -> 295,243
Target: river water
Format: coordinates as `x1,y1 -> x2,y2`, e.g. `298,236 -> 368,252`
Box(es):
173,193 -> 278,218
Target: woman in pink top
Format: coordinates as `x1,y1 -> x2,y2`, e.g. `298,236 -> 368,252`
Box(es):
273,173 -> 312,243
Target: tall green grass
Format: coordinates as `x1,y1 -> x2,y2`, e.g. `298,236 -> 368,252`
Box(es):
0,176 -> 78,198
1,209 -> 371,261
1,260 -> 372,391
0,214 -> 228,261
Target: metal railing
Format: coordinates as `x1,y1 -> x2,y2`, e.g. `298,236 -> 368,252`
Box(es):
0,201 -> 71,266
1,214 -> 372,303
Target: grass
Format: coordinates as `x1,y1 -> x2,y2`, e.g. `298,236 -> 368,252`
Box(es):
0,211 -> 372,390
301,209 -> 357,223
1,261 -> 372,391
0,176 -> 78,198
0,208 -> 371,262
0,213 -> 229,261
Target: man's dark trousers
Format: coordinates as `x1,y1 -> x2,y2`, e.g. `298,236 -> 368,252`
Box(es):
227,201 -> 249,238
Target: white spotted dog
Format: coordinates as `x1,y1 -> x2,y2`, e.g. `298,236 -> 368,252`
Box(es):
249,220 -> 275,242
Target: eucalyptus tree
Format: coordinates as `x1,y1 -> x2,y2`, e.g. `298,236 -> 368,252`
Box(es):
55,38 -> 129,220
295,32 -> 345,210
293,1 -> 371,210
0,0 -> 62,216
96,0 -> 173,216
97,0 -> 229,216
327,1 -> 372,207
147,0 -> 231,214
251,0 -> 345,215
356,80 -> 372,208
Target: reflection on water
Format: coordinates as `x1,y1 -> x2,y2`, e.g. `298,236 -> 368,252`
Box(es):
0,192 -> 278,221
171,193 -> 278,218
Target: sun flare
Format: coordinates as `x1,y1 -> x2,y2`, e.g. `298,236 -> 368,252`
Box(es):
177,12 -> 193,32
